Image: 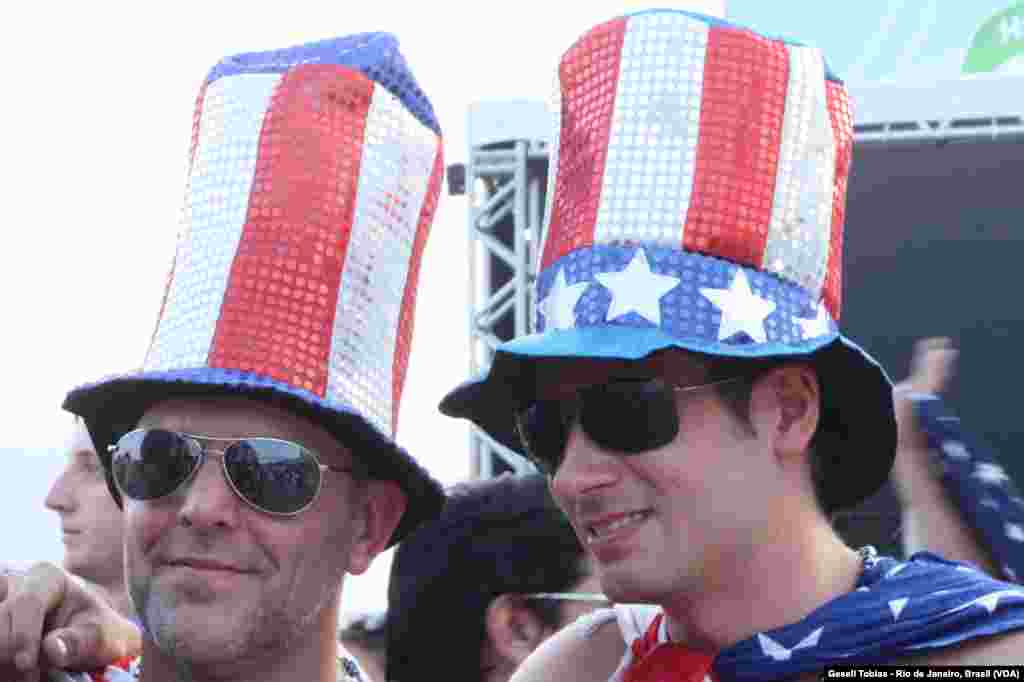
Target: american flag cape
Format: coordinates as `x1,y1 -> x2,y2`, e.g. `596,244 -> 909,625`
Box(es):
709,552 -> 1024,679
913,394 -> 1024,584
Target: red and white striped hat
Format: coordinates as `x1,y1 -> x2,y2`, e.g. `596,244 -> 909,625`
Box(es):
64,33 -> 445,544
442,10 -> 896,511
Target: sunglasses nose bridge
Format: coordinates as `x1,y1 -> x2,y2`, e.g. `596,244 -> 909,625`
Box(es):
552,421 -> 621,492
173,445 -> 246,523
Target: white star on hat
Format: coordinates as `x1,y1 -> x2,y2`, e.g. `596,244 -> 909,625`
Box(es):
973,462 -> 1010,486
538,267 -> 590,330
796,301 -> 832,340
1006,523 -> 1024,542
594,248 -> 680,326
700,269 -> 778,344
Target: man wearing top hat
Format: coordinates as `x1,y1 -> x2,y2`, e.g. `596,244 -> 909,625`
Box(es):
437,10 -> 1024,679
0,32 -> 445,682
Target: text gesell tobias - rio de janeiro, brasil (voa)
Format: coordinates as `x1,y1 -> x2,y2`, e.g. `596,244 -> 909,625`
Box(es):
823,667 -> 1023,680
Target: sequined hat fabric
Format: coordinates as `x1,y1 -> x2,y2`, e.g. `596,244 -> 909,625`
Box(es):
64,33 -> 445,544
441,10 -> 896,511
537,9 -> 848,346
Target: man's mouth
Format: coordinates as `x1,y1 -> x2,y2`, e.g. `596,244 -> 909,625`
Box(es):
167,558 -> 252,574
585,510 -> 653,544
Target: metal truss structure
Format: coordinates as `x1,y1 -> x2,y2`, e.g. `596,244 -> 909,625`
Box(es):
851,72 -> 1024,145
465,101 -> 551,477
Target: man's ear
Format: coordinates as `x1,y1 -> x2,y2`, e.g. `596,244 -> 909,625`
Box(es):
346,480 -> 407,576
483,594 -> 552,668
751,363 -> 821,463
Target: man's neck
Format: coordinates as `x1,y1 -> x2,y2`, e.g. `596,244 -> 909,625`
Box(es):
70,572 -> 135,621
661,511 -> 863,653
138,610 -> 341,682
91,581 -> 135,621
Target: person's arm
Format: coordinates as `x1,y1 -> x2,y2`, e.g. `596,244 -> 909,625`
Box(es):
892,338 -> 1021,581
510,611 -> 625,682
0,562 -> 140,677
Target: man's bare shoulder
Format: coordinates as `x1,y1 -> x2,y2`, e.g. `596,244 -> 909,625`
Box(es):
511,610 -> 626,682
899,629 -> 1024,664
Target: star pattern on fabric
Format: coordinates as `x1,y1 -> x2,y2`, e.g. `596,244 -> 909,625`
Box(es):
973,462 -> 1011,486
796,301 -> 832,340
700,269 -> 777,343
538,267 -> 590,330
1005,523 -> 1024,542
943,590 -> 1024,616
885,563 -> 908,579
888,597 -> 909,620
941,440 -> 971,460
756,627 -> 823,661
595,248 -> 680,326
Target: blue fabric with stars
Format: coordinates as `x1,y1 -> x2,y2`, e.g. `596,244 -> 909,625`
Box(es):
204,32 -> 441,136
913,395 -> 1024,584
713,552 -> 1024,680
530,245 -> 838,358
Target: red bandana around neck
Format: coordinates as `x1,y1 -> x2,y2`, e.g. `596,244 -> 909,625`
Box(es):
623,613 -> 717,682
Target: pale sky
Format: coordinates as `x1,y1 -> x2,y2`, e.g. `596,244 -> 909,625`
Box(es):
3,0 -> 1007,620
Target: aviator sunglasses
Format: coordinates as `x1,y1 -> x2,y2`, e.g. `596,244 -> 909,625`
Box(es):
514,375 -> 749,476
108,429 -> 356,516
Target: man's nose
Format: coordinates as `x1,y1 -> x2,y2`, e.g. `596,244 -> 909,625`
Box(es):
177,451 -> 242,529
44,468 -> 76,514
550,424 -> 620,502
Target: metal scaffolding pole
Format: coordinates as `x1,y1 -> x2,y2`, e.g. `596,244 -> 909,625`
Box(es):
465,100 -> 552,478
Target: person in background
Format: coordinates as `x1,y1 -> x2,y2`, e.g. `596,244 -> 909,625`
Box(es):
893,337 -> 1024,582
387,473 -> 604,682
339,612 -> 388,682
44,418 -> 132,617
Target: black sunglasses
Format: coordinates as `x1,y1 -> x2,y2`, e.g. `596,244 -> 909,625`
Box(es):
108,429 -> 356,516
514,376 -> 748,476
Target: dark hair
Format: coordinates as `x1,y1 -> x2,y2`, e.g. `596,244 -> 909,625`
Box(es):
703,356 -> 830,515
339,611 -> 388,654
386,473 -> 586,682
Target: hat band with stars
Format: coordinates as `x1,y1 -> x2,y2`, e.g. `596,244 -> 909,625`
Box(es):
536,244 -> 835,354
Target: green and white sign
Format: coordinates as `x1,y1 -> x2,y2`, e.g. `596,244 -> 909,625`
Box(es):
963,1 -> 1024,73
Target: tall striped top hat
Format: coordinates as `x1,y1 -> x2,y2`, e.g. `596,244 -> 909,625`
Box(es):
64,33 -> 445,545
442,10 -> 896,511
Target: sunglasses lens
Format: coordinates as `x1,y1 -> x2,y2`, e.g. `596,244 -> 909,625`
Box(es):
111,429 -> 201,500
224,439 -> 321,514
515,402 -> 573,476
580,381 -> 680,454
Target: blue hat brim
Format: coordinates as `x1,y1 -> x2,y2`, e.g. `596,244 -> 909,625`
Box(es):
440,326 -> 895,512
64,367 -> 445,547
